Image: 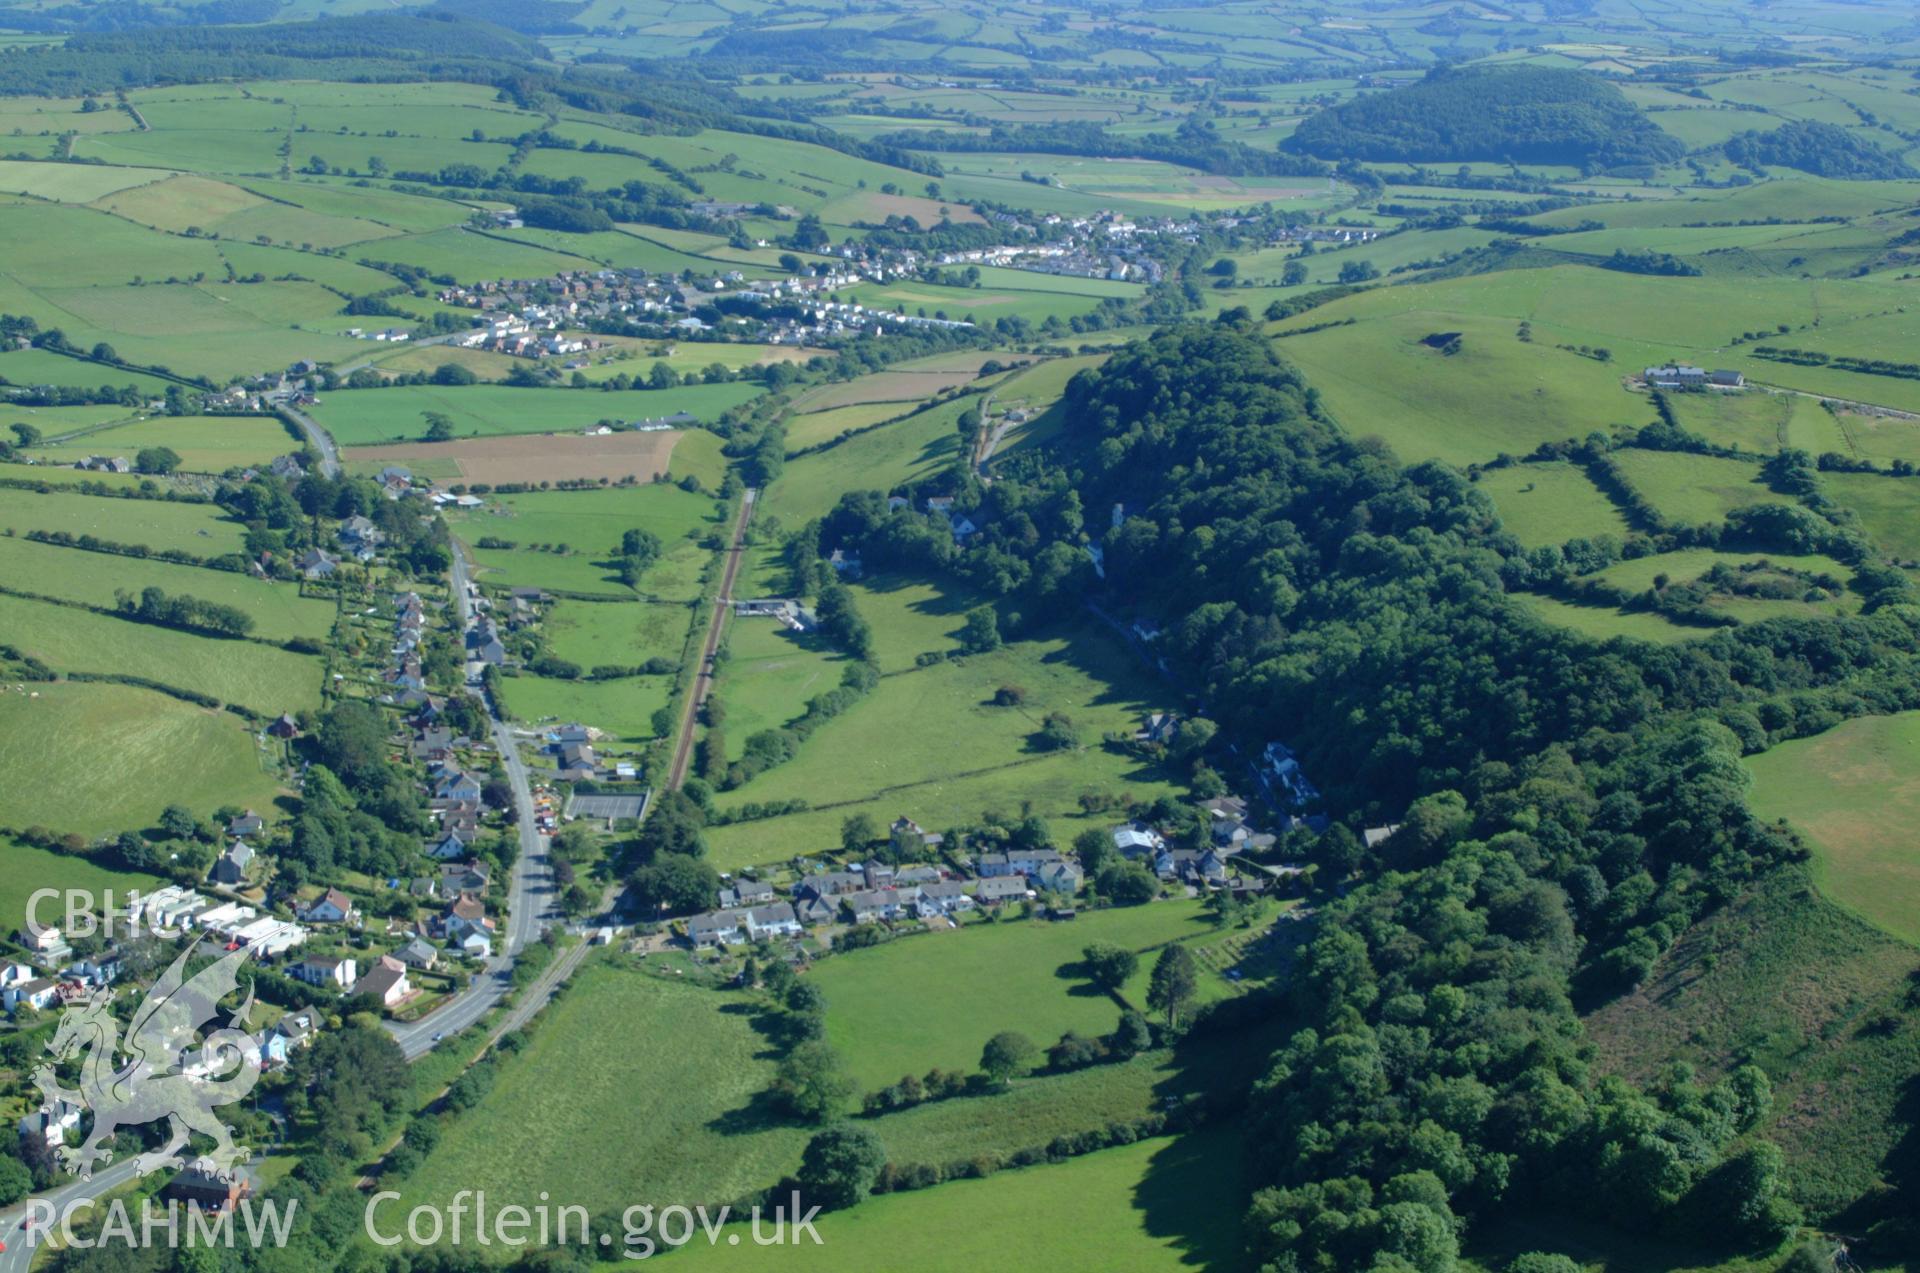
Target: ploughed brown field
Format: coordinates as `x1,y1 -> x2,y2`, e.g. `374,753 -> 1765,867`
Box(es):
346,429 -> 683,486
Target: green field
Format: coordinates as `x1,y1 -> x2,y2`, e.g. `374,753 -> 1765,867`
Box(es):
309,383 -> 764,446
673,1131 -> 1244,1273
713,619 -> 848,762
712,616 -> 1174,817
1821,470 -> 1920,563
0,488 -> 249,554
1745,712 -> 1920,946
538,598 -> 689,671
451,485 -> 723,599
759,396 -> 970,526
0,680 -> 283,838
0,535 -> 335,642
0,592 -> 322,714
1476,462 -> 1630,549
27,414 -> 298,474
497,672 -> 673,744
0,835 -> 163,944
1608,450 -> 1781,524
1514,593 -> 1703,646
811,899 -> 1212,1094
394,965 -> 812,1217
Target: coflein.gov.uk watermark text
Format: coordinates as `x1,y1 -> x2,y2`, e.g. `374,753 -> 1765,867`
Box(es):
364,1191 -> 826,1258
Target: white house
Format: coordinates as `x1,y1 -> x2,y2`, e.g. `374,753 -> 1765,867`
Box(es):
292,956 -> 357,990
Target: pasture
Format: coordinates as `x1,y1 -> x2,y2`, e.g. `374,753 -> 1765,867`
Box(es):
783,402 -> 911,453
759,396 -> 969,526
712,620 -> 848,762
711,616 -> 1169,814
393,966 -> 811,1217
538,598 -> 688,672
451,484 -> 722,600
1475,462 -> 1629,549
0,534 -> 335,643
27,414 -> 296,474
342,428 -> 685,488
310,383 -> 762,446
0,592 -> 323,714
1820,471 -> 1920,563
497,672 -> 673,743
0,488 -> 249,554
0,836 -> 163,945
789,371 -> 984,413
0,680 -> 282,838
809,898 -> 1213,1093
1608,450 -> 1780,524
1745,712 -> 1920,946
672,1131 -> 1242,1272
1514,593 -> 1701,646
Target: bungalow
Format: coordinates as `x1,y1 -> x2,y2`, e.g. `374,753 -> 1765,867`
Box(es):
894,865 -> 943,887
7,977 -> 60,1012
745,902 -> 802,940
458,931 -> 492,961
210,840 -> 254,886
1362,824 -> 1402,850
972,877 -> 1029,906
793,896 -> 835,927
440,863 -> 491,897
61,956 -> 121,988
840,888 -> 906,924
426,828 -> 472,861
233,918 -> 307,956
1112,823 -> 1164,858
434,770 -> 483,804
355,956 -> 411,1008
394,937 -> 439,970
299,889 -> 356,925
227,810 -> 265,838
22,925 -> 70,965
717,880 -> 777,909
794,870 -> 867,900
292,956 -> 357,990
911,880 -> 975,918
296,548 -> 340,580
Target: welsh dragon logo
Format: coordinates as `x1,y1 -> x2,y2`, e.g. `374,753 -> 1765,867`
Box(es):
31,937 -> 262,1180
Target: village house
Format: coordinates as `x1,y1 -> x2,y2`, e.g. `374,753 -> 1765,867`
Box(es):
227,810 -> 265,838
356,956 -> 411,1008
299,889 -> 357,926
717,879 -> 777,909
889,816 -> 945,857
292,955 -> 357,990
260,1010 -> 318,1068
1112,823 -> 1165,858
394,937 -> 439,971
165,1165 -> 254,1214
210,840 -> 254,886
911,880 -> 976,918
971,877 -> 1030,906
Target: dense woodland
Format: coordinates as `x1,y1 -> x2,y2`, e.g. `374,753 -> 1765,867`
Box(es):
823,322 -> 1920,1263
1286,65 -> 1686,172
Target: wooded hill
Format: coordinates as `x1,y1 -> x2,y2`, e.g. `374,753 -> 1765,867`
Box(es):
1286,64 -> 1685,171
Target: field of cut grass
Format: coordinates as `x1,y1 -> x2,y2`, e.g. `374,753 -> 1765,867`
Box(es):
0,487 -> 249,554
1821,471 -> 1920,563
1475,462 -> 1630,549
393,965 -> 811,1218
1745,712 -> 1920,946
497,671 -> 673,744
850,572 -> 986,673
1609,450 -> 1782,524
783,402 -> 912,453
0,592 -> 322,714
27,414 -> 297,474
760,397 -> 969,526
1514,593 -> 1702,645
810,899 -> 1213,1094
1277,308 -> 1640,466
310,383 -> 764,446
712,615 -> 1170,814
0,535 -> 335,642
673,1130 -> 1244,1273
450,485 -> 723,600
0,680 -> 283,837
0,836 -> 163,944
712,619 -> 848,762
537,598 -> 689,671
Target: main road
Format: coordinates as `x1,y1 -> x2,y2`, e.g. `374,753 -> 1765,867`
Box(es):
665,488 -> 756,789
